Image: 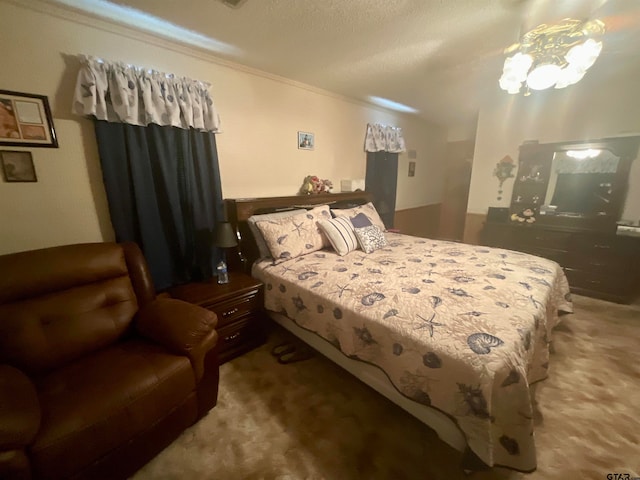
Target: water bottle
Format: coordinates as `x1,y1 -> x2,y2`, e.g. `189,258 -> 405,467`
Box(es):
216,260 -> 229,284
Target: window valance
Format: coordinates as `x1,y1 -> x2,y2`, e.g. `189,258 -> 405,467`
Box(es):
72,55 -> 221,132
555,155 -> 618,174
364,123 -> 406,153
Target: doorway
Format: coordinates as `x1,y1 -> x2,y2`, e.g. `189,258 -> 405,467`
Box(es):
365,151 -> 398,229
437,140 -> 474,241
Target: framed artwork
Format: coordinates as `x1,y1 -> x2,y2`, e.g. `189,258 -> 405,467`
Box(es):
298,131 -> 314,150
0,90 -> 58,148
1,150 -> 37,182
408,161 -> 416,177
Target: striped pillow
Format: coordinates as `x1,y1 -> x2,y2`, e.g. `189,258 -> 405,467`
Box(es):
318,216 -> 359,256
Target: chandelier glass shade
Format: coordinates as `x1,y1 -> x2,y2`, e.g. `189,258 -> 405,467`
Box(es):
499,18 -> 605,95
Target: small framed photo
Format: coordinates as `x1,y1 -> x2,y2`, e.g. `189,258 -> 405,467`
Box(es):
408,161 -> 416,177
0,90 -> 58,148
298,131 -> 314,150
1,150 -> 37,182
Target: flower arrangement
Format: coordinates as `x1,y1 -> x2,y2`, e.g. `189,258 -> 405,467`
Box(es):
299,175 -> 333,195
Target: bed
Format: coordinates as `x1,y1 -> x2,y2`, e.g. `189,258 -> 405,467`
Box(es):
225,192 -> 573,472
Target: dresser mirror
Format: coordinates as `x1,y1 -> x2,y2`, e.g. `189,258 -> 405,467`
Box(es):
512,136 -> 640,231
543,148 -> 620,217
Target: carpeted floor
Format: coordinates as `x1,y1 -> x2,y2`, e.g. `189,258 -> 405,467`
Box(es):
132,295 -> 640,480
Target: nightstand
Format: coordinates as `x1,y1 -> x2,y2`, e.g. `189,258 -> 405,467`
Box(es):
168,272 -> 266,364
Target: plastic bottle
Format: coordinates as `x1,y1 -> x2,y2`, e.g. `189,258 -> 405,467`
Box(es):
216,260 -> 229,284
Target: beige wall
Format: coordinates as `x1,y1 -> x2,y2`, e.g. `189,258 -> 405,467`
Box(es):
446,119 -> 477,143
467,59 -> 640,223
0,0 -> 446,255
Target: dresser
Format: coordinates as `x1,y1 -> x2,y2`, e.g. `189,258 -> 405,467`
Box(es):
481,221 -> 640,303
168,273 -> 266,363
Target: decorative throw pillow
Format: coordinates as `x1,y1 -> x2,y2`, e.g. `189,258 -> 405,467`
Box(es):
331,202 -> 386,231
318,216 -> 359,256
349,212 -> 372,228
354,225 -> 387,253
255,205 -> 331,263
248,209 -> 307,259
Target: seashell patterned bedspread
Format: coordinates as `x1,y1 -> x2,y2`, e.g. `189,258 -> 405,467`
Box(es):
252,233 -> 572,471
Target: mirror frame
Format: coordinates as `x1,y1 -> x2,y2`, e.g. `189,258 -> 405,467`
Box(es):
512,136 -> 640,231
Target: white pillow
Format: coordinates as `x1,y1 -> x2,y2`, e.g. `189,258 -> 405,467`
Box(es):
318,216 -> 359,256
331,202 -> 386,231
247,209 -> 307,259
255,205 -> 331,264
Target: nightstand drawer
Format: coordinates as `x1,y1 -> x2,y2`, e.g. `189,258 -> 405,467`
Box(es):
167,273 -> 266,363
217,315 -> 264,362
207,292 -> 262,328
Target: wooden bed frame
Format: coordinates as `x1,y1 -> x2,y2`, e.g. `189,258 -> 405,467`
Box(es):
225,191 -> 374,271
223,191 -> 467,453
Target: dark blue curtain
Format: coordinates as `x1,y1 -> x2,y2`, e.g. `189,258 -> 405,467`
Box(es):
94,120 -> 224,290
366,151 -> 398,229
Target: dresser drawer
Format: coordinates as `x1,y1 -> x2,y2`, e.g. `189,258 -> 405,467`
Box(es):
570,233 -> 640,253
565,251 -> 631,274
571,235 -> 617,252
564,268 -> 634,296
512,228 -> 571,250
205,292 -> 262,328
518,245 -> 567,264
481,222 -> 640,303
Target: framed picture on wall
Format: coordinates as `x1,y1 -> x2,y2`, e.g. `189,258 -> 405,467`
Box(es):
1,150 -> 37,182
0,90 -> 58,148
298,131 -> 314,150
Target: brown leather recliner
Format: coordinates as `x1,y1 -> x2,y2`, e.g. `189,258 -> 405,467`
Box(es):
0,242 -> 220,480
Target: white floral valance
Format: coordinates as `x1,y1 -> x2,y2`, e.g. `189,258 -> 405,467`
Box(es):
555,152 -> 619,174
72,55 -> 221,132
364,123 -> 406,153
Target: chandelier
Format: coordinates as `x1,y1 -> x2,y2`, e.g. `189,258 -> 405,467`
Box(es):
499,18 -> 605,95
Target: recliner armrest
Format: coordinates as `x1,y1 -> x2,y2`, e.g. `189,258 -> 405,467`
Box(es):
0,365 -> 41,450
136,298 -> 218,381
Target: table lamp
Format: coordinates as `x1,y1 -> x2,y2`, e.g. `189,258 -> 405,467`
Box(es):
213,222 -> 238,284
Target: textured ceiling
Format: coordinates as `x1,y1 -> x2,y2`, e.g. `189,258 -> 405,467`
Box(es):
56,0 -> 640,128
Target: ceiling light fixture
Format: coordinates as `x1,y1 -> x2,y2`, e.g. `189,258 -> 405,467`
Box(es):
499,18 -> 605,95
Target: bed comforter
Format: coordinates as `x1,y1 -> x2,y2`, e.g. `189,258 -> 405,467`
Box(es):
253,234 -> 572,471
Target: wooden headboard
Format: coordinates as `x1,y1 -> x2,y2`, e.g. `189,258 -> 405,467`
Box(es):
224,191 -> 374,271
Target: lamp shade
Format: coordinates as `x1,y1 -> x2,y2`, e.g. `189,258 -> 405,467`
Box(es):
213,222 -> 238,248
527,63 -> 562,90
499,18 -> 605,94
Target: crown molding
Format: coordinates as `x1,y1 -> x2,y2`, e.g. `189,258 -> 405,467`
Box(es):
6,0 -> 420,122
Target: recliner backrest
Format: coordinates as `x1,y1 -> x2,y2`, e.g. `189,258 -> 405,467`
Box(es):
0,243 -> 143,375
